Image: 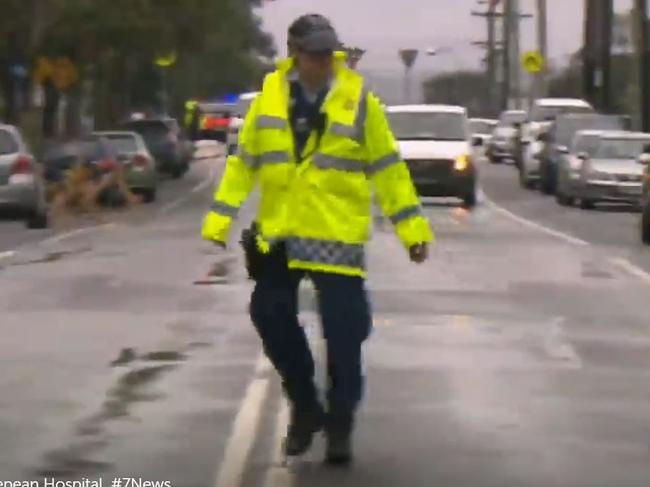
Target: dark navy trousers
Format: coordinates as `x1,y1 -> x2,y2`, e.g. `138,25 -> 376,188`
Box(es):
249,245 -> 372,414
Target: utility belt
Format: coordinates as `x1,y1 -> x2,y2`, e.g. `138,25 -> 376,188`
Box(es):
239,222 -> 280,280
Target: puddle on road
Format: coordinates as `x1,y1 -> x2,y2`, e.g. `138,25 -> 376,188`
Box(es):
33,360 -> 180,478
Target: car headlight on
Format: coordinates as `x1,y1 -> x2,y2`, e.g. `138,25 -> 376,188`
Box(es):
454,154 -> 470,171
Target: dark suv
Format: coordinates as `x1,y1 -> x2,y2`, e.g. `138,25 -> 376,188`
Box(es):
119,118 -> 191,178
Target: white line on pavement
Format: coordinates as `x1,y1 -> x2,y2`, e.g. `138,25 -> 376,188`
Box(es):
264,401 -> 293,487
213,352 -> 270,487
0,250 -> 15,261
40,222 -> 117,245
610,257 -> 650,285
483,195 -> 590,247
160,161 -> 221,214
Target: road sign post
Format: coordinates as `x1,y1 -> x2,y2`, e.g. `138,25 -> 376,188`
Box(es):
399,48 -> 419,103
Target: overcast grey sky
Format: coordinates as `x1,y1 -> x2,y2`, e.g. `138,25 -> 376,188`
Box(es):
259,0 -> 631,76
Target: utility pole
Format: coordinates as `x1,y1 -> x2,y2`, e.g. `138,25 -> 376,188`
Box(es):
536,0 -> 548,96
471,1 -> 501,116
636,0 -> 650,131
584,0 -> 613,112
598,0 -> 613,112
502,0 -> 512,110
583,0 -> 596,106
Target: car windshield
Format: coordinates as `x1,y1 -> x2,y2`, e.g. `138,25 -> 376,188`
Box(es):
80,139 -> 116,160
594,138 -> 650,160
498,112 -> 526,127
470,120 -> 496,135
572,135 -> 601,156
99,134 -> 139,154
554,117 -> 624,148
0,130 -> 18,155
121,121 -> 170,140
531,104 -> 593,122
388,111 -> 467,141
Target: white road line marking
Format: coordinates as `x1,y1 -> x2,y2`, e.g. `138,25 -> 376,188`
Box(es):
40,222 -> 117,245
610,257 -> 650,285
483,195 -> 590,247
0,250 -> 15,261
264,401 -> 293,487
213,352 -> 270,487
161,161 -> 222,214
543,317 -> 582,368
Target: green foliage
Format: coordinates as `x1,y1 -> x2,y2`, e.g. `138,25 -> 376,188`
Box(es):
1,0 -> 276,125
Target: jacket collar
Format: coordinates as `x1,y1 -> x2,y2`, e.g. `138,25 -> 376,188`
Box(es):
276,51 -> 348,76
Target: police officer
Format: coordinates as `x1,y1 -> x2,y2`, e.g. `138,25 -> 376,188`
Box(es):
202,14 -> 433,465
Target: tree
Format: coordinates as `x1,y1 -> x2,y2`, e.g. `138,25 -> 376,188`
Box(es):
0,0 -> 276,133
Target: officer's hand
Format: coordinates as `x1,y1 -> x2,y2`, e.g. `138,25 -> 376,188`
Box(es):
409,243 -> 429,264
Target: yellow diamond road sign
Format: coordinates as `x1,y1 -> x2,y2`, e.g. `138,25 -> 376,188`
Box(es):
522,51 -> 544,74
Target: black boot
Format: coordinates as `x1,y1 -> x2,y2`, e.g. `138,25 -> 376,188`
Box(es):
325,412 -> 353,466
285,404 -> 325,457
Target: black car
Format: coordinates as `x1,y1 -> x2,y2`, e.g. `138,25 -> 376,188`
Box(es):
119,118 -> 191,178
538,114 -> 629,195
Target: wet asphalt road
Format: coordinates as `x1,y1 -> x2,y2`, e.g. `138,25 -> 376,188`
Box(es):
480,159 -> 650,274
1,154 -> 650,486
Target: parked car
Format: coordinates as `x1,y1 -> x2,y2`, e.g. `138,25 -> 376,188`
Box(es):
386,104 -> 479,208
44,137 -> 127,206
641,147 -> 650,244
119,118 -> 190,179
0,124 -> 48,228
566,131 -> 650,210
91,131 -> 158,203
197,102 -> 235,143
555,130 -> 606,205
486,110 -> 526,163
227,92 -> 260,155
534,114 -> 626,194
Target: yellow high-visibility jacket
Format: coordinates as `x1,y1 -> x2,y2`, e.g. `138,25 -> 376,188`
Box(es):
202,54 -> 433,277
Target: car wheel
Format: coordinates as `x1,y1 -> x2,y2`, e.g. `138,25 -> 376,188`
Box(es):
556,190 -> 572,206
26,208 -> 48,229
462,189 -> 477,209
642,204 -> 650,245
540,175 -> 555,195
580,199 -> 595,210
489,155 -> 500,164
170,166 -> 185,179
519,169 -> 534,189
141,188 -> 157,203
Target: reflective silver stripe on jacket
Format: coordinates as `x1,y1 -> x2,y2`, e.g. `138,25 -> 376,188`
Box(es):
237,149 -> 291,169
367,151 -> 401,176
286,237 -> 365,269
211,200 -> 239,218
259,150 -> 291,166
353,86 -> 369,145
312,153 -> 367,173
257,115 -> 288,130
237,147 -> 258,169
389,205 -> 422,225
328,85 -> 369,144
